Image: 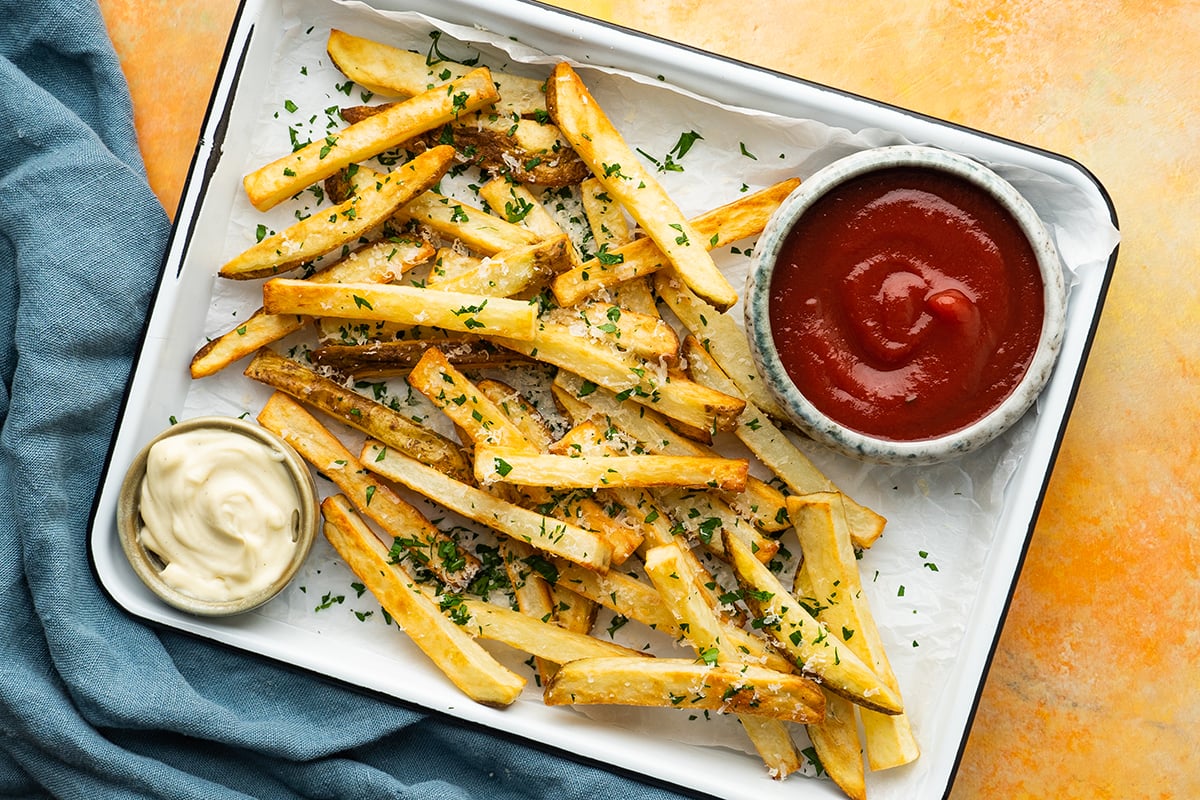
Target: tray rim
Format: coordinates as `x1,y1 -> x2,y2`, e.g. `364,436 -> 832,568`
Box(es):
86,1 -> 1121,798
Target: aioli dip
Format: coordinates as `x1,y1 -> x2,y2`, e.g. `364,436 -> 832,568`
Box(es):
767,166 -> 1044,442
138,427 -> 302,603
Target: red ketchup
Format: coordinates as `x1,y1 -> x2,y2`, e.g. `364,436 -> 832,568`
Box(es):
768,167 -> 1044,442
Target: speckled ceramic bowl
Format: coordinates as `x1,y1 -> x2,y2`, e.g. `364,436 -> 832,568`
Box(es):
116,416 -> 319,616
745,145 -> 1068,465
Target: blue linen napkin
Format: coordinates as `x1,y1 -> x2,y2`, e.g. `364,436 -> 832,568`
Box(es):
0,2 -> 689,798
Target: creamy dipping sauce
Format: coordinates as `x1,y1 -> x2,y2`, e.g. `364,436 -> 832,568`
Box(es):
138,428 -> 302,603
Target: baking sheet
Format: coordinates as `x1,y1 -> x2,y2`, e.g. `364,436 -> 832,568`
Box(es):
88,1 -> 1120,798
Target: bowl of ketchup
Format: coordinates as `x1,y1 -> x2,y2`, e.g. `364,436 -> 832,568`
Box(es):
745,145 -> 1067,464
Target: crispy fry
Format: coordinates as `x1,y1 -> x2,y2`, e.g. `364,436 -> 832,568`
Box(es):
364,440 -> 612,572
458,593 -> 646,663
791,493 -> 920,770
551,178 -> 800,307
426,235 -> 570,297
684,337 -> 887,549
311,336 -> 531,379
547,302 -> 679,362
489,318 -> 745,434
243,69 -> 498,211
722,531 -> 903,715
261,280 -> 538,340
501,539 -> 560,682
222,147 -> 453,279
327,29 -> 546,117
256,392 -> 479,590
320,495 -> 524,706
243,348 -> 472,482
475,448 -> 749,492
394,191 -> 542,254
546,63 -> 737,310
478,177 -> 575,249
544,657 -> 823,725
580,176 -> 632,248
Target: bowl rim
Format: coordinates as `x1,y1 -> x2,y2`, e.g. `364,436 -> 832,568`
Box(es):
116,415 -> 319,616
744,144 -> 1069,465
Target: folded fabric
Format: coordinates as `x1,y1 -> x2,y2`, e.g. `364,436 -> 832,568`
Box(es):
0,2 -> 686,798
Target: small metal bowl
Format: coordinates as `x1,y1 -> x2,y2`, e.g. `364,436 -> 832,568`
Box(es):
745,145 -> 1068,465
116,415 -> 318,616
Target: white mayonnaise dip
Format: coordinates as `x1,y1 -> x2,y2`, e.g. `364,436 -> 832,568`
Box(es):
138,428 -> 301,602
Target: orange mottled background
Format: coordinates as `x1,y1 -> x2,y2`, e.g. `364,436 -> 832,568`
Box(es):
98,0 -> 1199,797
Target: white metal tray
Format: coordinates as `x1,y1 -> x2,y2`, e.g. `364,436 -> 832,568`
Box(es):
88,1 -> 1120,798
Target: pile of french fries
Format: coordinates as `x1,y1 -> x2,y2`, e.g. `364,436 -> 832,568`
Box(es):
191,28 -> 919,797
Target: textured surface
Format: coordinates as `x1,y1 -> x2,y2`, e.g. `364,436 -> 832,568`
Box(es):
97,0 -> 1199,797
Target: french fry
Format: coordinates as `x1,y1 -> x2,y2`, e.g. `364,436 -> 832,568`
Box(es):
478,177 -> 578,253
243,348 -> 472,483
192,238 -> 434,378
426,235 -> 570,297
256,392 -> 479,590
488,318 -> 745,434
546,63 -> 737,311
310,336 -> 531,379
501,539 -> 561,683
683,336 -> 888,549
791,493 -> 920,771
544,657 -> 824,725
547,302 -> 679,362
552,371 -> 790,534
261,280 -> 538,340
643,543 -> 806,778
327,29 -> 546,117
551,178 -> 800,307
320,495 -> 524,706
394,191 -> 542,255
580,176 -> 632,248
222,147 -> 454,279
457,594 -> 646,664
364,440 -> 612,572
243,69 -> 498,211
474,448 -> 749,492
722,531 -> 903,715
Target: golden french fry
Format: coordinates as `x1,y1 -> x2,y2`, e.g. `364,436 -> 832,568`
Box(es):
683,336 -> 887,548
222,147 -> 453,279
256,392 -> 479,590
488,318 -> 745,434
320,495 -> 524,706
551,178 -> 800,307
243,69 -> 498,210
579,176 -> 632,248
311,336 -> 529,379
500,539 -> 560,683
427,235 -> 570,297
546,63 -> 737,311
395,191 -> 542,255
791,493 -> 920,770
544,657 -> 824,726
261,280 -> 538,340
243,348 -> 472,483
364,440 -> 612,573
723,530 -> 903,715
474,448 -> 749,492
547,302 -> 679,362
327,29 -> 546,117
478,177 -> 577,250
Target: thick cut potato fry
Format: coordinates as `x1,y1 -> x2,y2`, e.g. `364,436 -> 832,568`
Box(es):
683,336 -> 887,548
243,69 -> 497,211
551,178 -> 800,307
657,273 -> 787,421
192,238 -> 433,378
501,539 -> 560,683
261,280 -> 538,340
394,191 -> 542,255
256,392 -> 479,590
427,235 -> 570,297
551,371 -> 790,534
478,177 -> 576,249
643,543 -> 805,778
364,440 -> 612,572
474,448 -> 749,492
580,176 -> 632,248
544,657 -> 823,725
222,147 -> 454,279
243,348 -> 471,483
791,494 -> 920,770
311,336 -> 530,379
327,29 -> 546,117
458,594 -> 646,664
547,302 -> 679,362
546,63 -> 737,311
722,531 -> 903,715
489,318 -> 744,434
320,495 -> 524,706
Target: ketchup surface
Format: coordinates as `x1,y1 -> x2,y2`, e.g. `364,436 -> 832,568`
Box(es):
768,167 -> 1045,442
